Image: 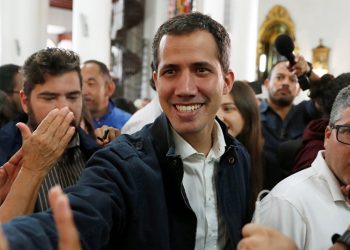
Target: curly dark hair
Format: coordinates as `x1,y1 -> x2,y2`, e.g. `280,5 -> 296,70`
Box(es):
152,12 -> 231,74
309,73 -> 350,117
22,48 -> 82,96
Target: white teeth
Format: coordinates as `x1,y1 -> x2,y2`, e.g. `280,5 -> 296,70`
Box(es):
175,104 -> 201,112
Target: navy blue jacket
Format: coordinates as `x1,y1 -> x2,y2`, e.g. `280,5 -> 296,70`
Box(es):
0,113 -> 99,166
3,113 -> 250,250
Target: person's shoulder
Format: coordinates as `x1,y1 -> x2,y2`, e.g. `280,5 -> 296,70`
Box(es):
111,106 -> 131,118
104,127 -> 154,156
259,99 -> 269,112
0,120 -> 16,134
0,113 -> 26,133
0,116 -> 24,165
270,166 -> 318,198
77,128 -> 100,155
121,106 -> 163,135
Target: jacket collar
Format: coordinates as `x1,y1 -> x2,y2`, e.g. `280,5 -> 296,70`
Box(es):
149,113 -> 236,159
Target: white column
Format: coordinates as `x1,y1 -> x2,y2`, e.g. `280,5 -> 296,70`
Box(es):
195,0 -> 259,81
200,0 -> 225,24
0,0 -> 48,65
230,0 -> 259,81
72,0 -> 112,66
141,0 -> 168,98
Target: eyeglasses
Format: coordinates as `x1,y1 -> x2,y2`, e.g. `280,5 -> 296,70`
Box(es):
330,124 -> 350,145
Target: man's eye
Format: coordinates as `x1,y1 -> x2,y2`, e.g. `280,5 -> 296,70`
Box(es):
164,69 -> 176,75
197,68 -> 210,75
340,127 -> 350,135
42,96 -> 55,101
291,77 -> 298,83
67,95 -> 80,101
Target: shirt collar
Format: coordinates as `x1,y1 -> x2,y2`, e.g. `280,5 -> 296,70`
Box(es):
313,150 -> 347,202
67,132 -> 80,149
94,99 -> 114,123
259,99 -> 269,113
172,120 -> 226,161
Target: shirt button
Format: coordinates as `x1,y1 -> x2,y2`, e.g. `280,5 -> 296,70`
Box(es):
228,157 -> 235,164
135,141 -> 143,150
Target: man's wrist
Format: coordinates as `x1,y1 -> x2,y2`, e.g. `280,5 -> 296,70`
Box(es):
306,62 -> 313,77
334,229 -> 350,250
20,167 -> 47,179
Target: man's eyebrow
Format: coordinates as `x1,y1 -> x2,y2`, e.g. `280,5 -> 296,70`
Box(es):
192,61 -> 213,68
37,92 -> 59,97
86,77 -> 96,82
38,90 -> 81,96
159,64 -> 178,70
66,91 -> 82,95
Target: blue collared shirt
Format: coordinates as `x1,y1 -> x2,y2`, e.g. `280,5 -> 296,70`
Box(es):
93,100 -> 131,129
259,99 -> 320,189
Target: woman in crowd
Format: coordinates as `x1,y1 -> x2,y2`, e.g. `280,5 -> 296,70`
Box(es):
217,80 -> 264,219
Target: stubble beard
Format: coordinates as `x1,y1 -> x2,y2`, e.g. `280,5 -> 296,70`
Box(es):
268,89 -> 294,107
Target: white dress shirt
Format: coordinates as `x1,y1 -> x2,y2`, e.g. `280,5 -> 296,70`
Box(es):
121,95 -> 162,134
172,121 -> 227,250
253,150 -> 350,250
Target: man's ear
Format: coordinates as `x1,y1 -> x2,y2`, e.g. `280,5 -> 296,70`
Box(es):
19,90 -> 29,114
106,80 -> 116,97
324,125 -> 332,148
223,70 -> 234,95
153,71 -> 159,89
263,78 -> 270,89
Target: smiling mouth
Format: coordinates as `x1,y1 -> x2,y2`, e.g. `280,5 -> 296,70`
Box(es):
175,104 -> 202,112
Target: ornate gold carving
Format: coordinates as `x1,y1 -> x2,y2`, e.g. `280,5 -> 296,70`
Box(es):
256,5 -> 296,79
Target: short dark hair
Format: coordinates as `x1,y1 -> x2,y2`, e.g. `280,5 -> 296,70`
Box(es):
0,90 -> 17,126
152,12 -> 231,73
22,48 -> 81,96
0,64 -> 21,94
83,60 -> 111,80
267,60 -> 288,79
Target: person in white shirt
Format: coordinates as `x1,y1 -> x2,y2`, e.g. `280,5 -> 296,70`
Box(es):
121,95 -> 162,134
253,85 -> 350,250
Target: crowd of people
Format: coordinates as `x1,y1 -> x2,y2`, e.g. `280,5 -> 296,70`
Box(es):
0,12 -> 349,250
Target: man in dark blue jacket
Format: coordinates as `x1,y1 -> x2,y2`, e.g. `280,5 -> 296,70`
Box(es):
2,12 -> 250,249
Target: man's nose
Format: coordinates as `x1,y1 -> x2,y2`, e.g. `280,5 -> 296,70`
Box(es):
82,84 -> 88,95
56,98 -> 70,109
175,70 -> 197,96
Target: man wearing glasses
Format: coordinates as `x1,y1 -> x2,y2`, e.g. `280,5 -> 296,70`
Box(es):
253,85 -> 350,250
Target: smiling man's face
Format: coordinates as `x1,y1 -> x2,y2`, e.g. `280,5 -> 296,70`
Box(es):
154,30 -> 233,147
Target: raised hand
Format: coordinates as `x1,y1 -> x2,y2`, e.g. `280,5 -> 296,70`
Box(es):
95,125 -> 120,146
49,186 -> 81,250
0,150 -> 23,204
16,107 -> 76,176
289,54 -> 310,78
